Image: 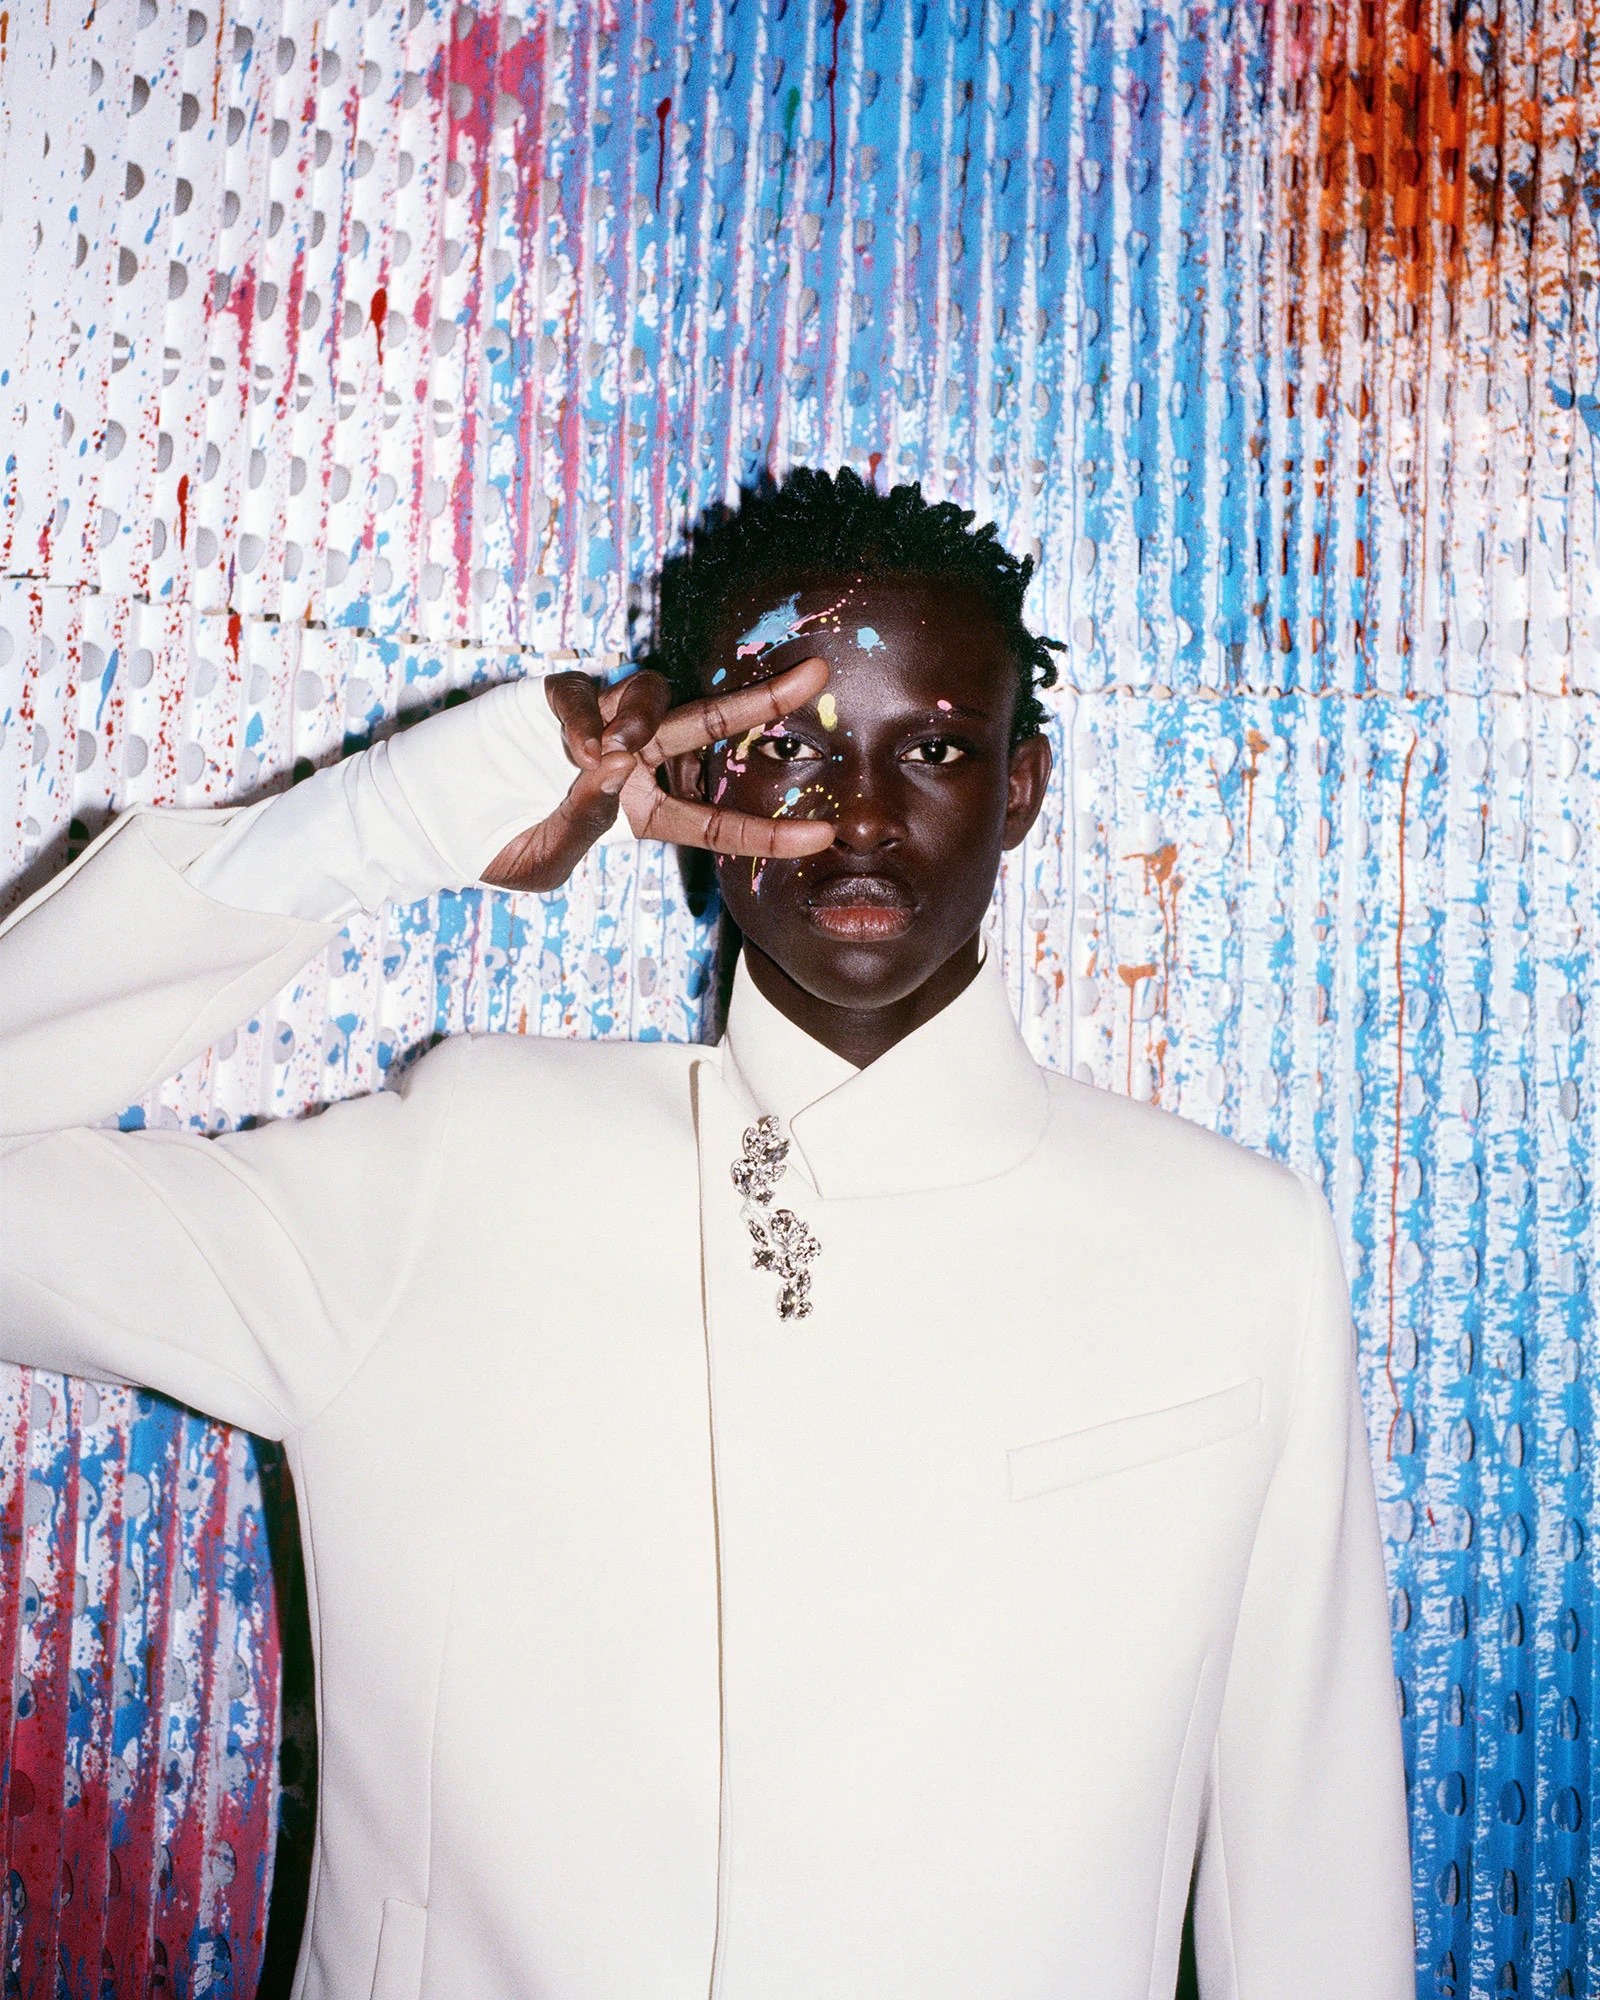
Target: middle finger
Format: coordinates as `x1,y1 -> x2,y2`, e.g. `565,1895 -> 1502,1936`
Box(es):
642,656 -> 830,762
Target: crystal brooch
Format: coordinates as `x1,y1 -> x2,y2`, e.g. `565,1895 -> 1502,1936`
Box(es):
731,1114 -> 821,1321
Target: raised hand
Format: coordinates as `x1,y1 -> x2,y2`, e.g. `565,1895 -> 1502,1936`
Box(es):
481,658 -> 835,893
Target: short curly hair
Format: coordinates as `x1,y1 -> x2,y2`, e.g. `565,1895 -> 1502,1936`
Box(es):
641,467 -> 1061,743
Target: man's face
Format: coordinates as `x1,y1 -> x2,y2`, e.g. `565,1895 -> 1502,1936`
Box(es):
669,572 -> 1052,1043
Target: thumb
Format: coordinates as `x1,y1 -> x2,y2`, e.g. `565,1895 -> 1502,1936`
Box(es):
481,755 -> 631,892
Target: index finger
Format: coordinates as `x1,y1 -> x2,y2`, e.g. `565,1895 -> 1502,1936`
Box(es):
622,765 -> 836,858
642,656 -> 830,762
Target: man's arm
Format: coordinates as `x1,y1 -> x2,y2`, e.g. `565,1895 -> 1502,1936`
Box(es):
0,676 -> 613,1135
0,661 -> 835,1134
1192,1179 -> 1414,1996
0,662 -> 834,1425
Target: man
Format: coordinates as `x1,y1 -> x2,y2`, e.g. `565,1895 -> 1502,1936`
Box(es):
1,470 -> 1412,1997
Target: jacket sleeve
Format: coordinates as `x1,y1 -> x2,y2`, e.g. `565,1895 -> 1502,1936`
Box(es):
0,1045 -> 463,1437
0,673 -> 586,1134
1192,1178 -> 1415,1997
0,674 -> 587,1428
0,794 -> 475,1436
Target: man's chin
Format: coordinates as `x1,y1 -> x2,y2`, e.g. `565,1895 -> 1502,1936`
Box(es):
739,929 -> 969,1017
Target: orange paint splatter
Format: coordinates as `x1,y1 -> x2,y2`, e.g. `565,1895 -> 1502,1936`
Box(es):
1241,728 -> 1269,867
1127,841 -> 1183,1019
1118,962 -> 1158,1097
1385,734 -> 1418,1459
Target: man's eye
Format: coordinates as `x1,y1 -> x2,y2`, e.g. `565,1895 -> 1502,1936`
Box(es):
753,734 -> 822,762
903,738 -> 967,765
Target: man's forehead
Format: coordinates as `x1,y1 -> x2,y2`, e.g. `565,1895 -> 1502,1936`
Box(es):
708,572 -> 1009,684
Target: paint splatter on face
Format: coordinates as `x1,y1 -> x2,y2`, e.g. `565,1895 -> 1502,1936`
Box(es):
736,589 -> 856,662
682,572 -> 1050,1021
737,593 -> 805,656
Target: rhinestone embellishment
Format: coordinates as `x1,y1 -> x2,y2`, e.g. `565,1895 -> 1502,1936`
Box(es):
731,1115 -> 821,1321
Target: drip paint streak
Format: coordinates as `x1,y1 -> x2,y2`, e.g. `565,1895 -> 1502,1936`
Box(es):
370,286 -> 387,367
1242,728 -> 1268,867
655,96 -> 672,211
826,1 -> 848,205
1130,842 -> 1182,1019
1118,962 -> 1157,1096
1385,734 -> 1417,1458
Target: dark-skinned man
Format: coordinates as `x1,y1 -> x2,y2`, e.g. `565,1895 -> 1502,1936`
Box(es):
0,469 -> 1411,1999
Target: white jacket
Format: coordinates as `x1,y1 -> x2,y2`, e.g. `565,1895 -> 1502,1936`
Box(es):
0,692 -> 1413,2000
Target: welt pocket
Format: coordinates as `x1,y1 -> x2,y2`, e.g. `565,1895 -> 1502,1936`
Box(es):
370,1898 -> 428,2000
1008,1378 -> 1263,1501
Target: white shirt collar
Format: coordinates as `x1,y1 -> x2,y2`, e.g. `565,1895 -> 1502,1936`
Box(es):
717,949 -> 1049,1200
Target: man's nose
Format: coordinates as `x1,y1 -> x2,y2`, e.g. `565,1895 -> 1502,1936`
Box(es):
829,769 -> 907,853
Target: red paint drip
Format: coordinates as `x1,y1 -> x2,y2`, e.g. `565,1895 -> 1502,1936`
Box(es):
826,0 -> 848,204
226,611 -> 242,662
370,285 -> 387,366
867,450 -> 883,486
1385,735 -> 1418,1459
176,473 -> 190,548
655,96 -> 672,211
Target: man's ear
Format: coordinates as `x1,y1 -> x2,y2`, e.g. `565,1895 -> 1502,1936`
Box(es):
664,749 -> 707,802
1001,733 -> 1053,849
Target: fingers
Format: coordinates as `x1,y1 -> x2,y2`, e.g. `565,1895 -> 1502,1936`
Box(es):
643,656 -> 830,761
598,669 -> 672,755
480,759 -> 629,893
544,672 -> 608,769
621,764 -> 835,857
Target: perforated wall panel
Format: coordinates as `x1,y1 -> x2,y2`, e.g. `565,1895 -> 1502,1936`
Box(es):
1,2 -> 1594,1995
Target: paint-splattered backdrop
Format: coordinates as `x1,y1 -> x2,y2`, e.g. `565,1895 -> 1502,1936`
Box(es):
2,0 -> 1595,1993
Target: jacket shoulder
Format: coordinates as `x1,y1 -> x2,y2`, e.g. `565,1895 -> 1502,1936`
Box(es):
401,1025 -> 700,1122
1036,1065 -> 1315,1263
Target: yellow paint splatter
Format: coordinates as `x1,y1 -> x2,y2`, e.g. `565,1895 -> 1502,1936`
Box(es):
733,726 -> 762,762
817,693 -> 837,730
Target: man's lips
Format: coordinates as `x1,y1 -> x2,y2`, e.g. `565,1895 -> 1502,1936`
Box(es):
804,874 -> 914,940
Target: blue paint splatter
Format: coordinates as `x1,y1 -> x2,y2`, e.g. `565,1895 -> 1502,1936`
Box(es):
783,786 -> 801,805
95,648 -> 119,726
856,626 -> 883,651
738,592 -> 802,651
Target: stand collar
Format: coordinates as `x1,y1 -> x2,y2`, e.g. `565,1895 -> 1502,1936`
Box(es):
717,950 -> 1049,1200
